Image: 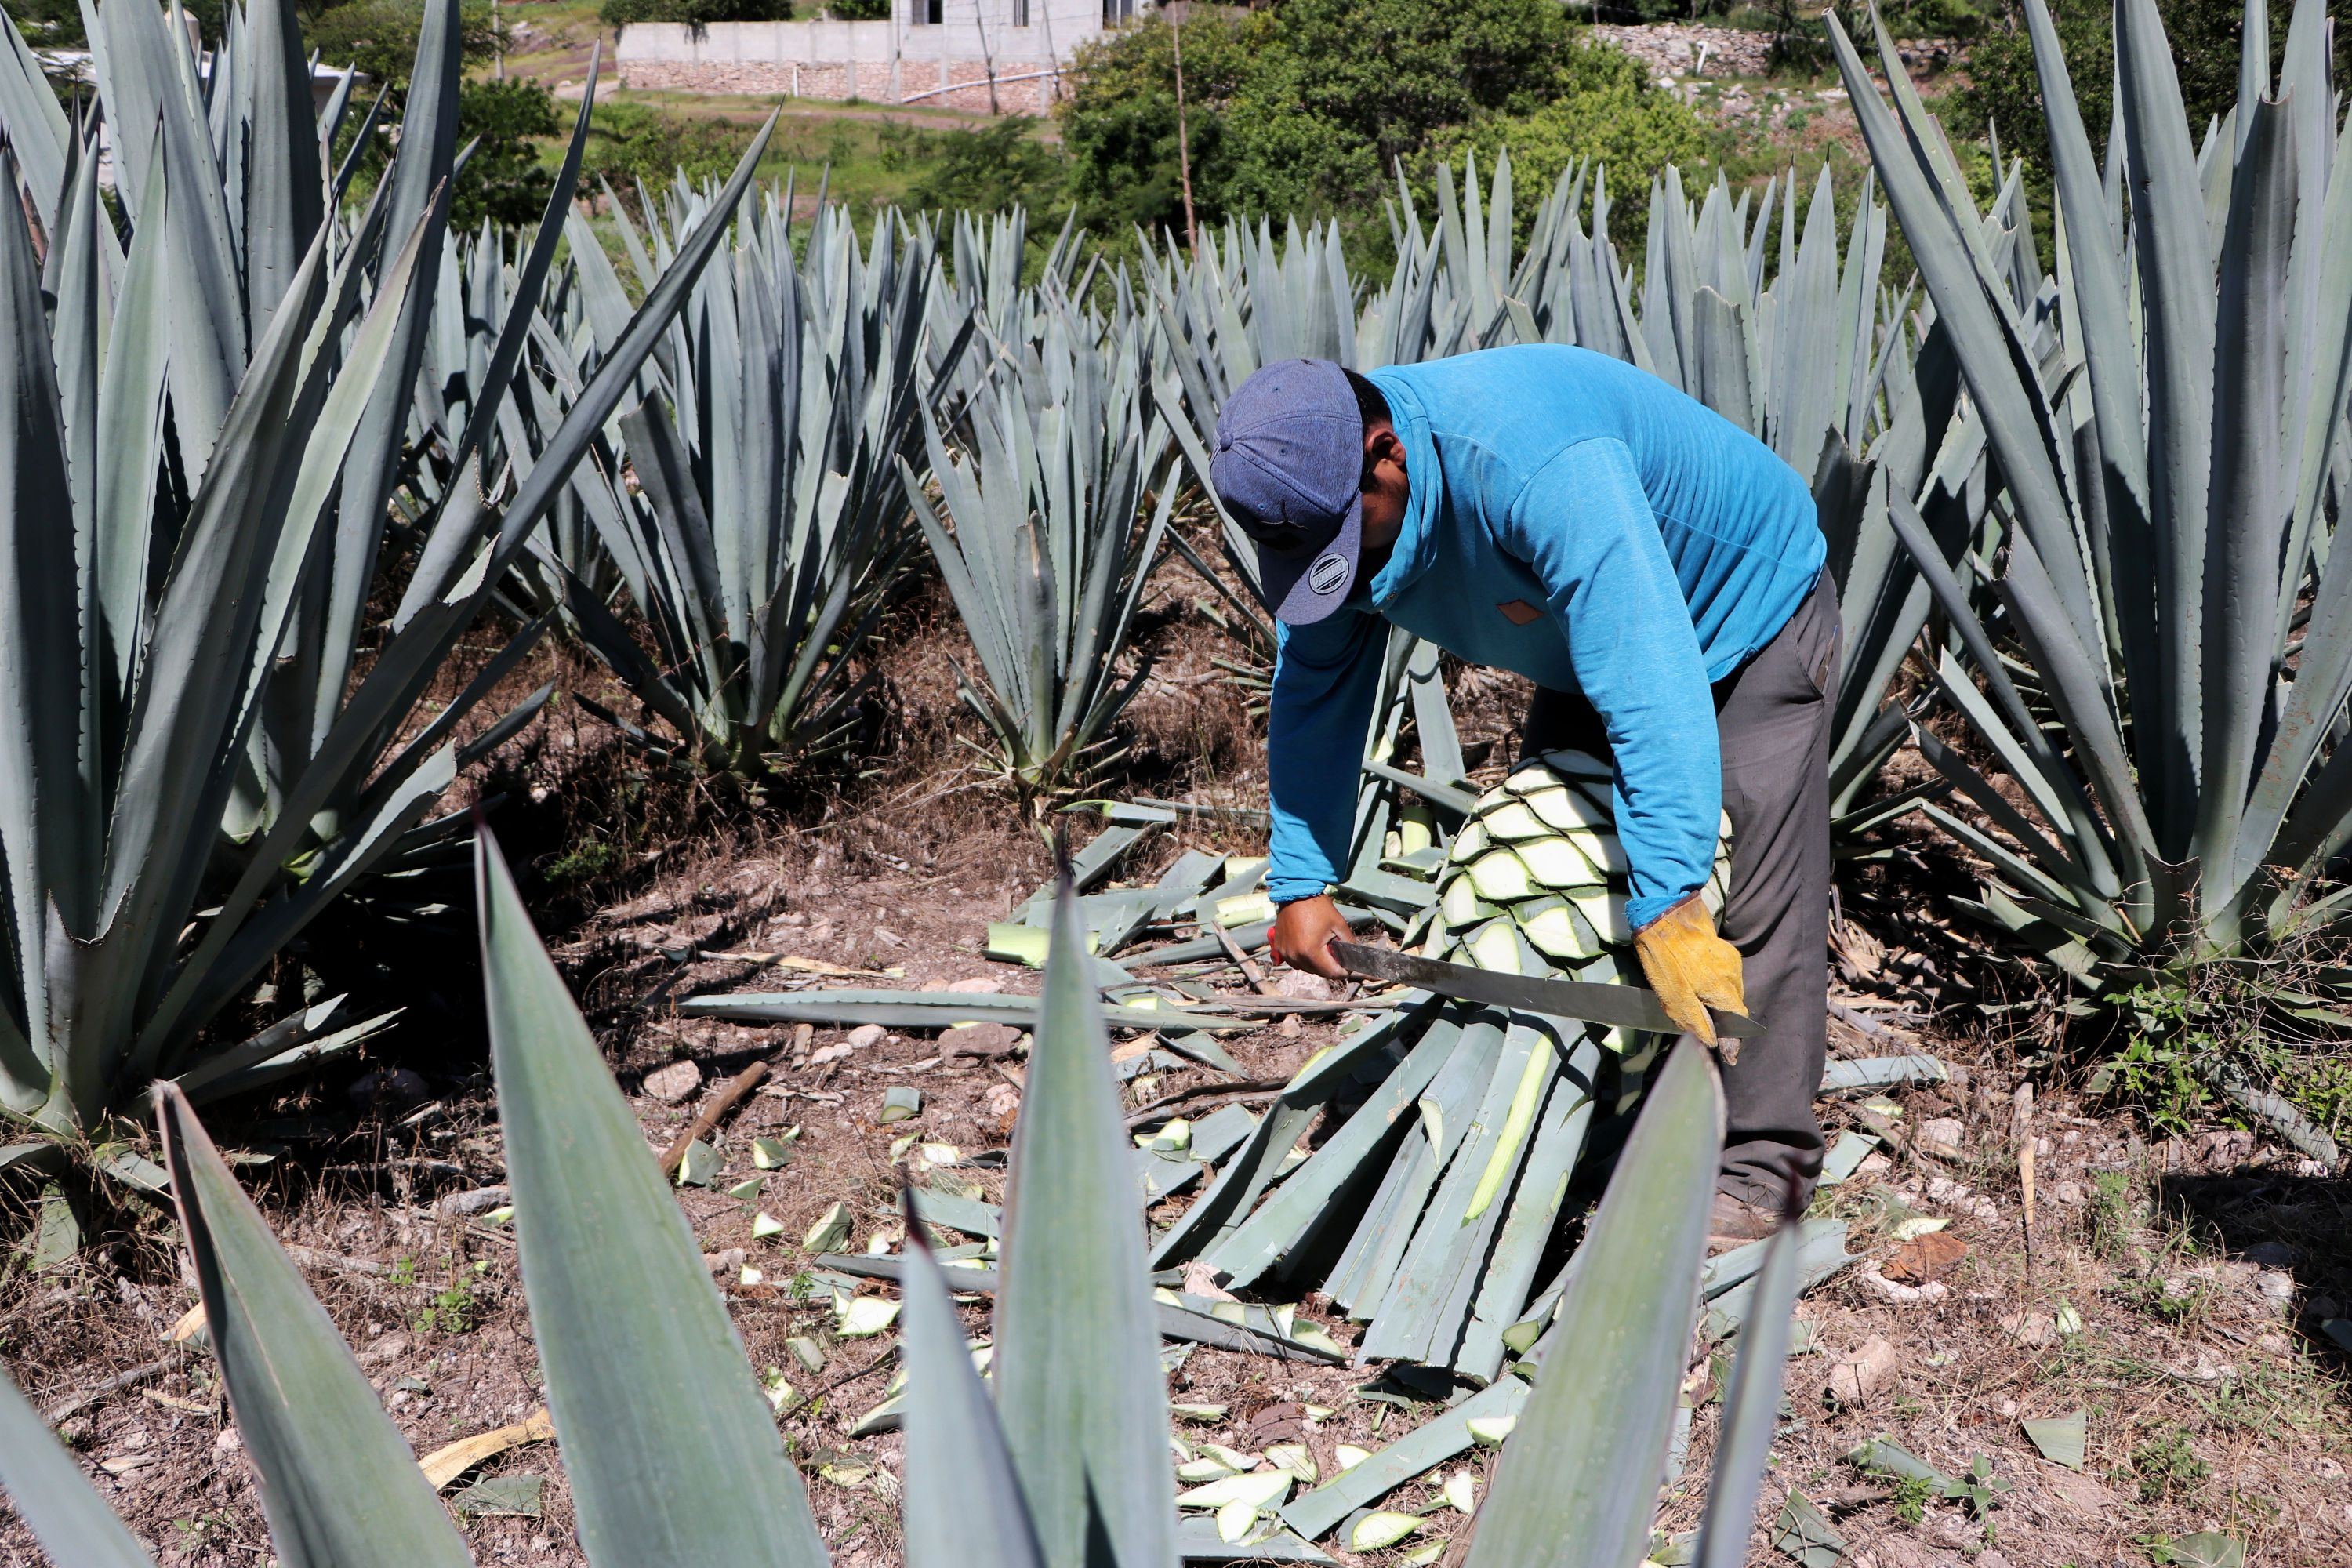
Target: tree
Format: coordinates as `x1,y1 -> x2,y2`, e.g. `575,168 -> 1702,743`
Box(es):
1222,0 -> 1590,218
1960,0 -> 2351,175
456,79 -> 560,227
1059,12 -> 1252,238
305,0 -> 503,90
598,0 -> 793,36
1057,0 -> 1708,241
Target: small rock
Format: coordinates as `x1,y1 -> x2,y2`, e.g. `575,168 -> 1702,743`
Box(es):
1924,1175 -> 1973,1204
958,977 -> 1005,994
1859,1265 -> 1948,1305
2044,1468 -> 2122,1515
1273,968 -> 1337,1001
1856,1151 -> 1893,1177
946,1022 -> 1023,1059
1823,1334 -> 1898,1407
2256,1272 -> 2298,1316
2318,1457 -> 2345,1481
2294,1157 -> 2329,1176
1998,1310 -> 2054,1346
356,1332 -> 411,1367
2052,1181 -> 2085,1205
2246,1240 -> 2301,1269
703,1248 -> 746,1276
1973,1552 -> 2013,1568
2255,1331 -> 2291,1355
846,1024 -> 887,1051
642,1060 -> 702,1104
1918,1117 -> 1965,1159
2315,1294 -> 2345,1319
808,1042 -> 853,1066
983,1082 -> 1021,1120
214,1428 -> 241,1453
434,1185 -> 511,1218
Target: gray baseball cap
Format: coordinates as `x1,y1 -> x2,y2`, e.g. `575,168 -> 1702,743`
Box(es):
1208,358 -> 1365,626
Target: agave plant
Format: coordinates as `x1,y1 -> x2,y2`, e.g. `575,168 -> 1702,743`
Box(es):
0,826 -> 1800,1568
1146,148 -> 1997,841
1830,0 -> 2352,971
0,0 -> 778,1168
518,187 -> 947,779
899,283 -> 1181,796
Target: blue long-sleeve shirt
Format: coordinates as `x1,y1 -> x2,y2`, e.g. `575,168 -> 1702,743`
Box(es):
1266,344 -> 1825,927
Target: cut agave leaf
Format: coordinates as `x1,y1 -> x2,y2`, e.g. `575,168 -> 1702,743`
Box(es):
1466,850 -> 1535,903
474,825 -> 829,1568
1465,920 -> 1523,975
1450,821 -> 1489,862
1525,784 -> 1606,833
1482,800 -> 1548,842
839,1296 -> 902,1337
1569,889 -> 1632,945
804,1202 -> 853,1253
1176,1470 -> 1290,1512
1519,900 -> 1595,961
1351,1512 -> 1421,1552
2021,1410 -> 2086,1472
1517,836 -> 1603,891
1439,875 -> 1494,927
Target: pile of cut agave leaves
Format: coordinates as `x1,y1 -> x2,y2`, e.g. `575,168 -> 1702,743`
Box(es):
0,822 -> 1820,1568
679,628 -> 1955,1562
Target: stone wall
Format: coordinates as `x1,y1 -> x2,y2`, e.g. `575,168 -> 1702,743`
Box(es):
616,55 -> 1058,113
1589,21 -> 1966,82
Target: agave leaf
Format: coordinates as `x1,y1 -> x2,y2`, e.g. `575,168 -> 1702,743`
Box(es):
154,1083 -> 474,1568
993,871 -> 1180,1568
1693,1210 -> 1802,1568
1462,1037 -> 1722,1568
240,0 -> 323,336
475,823 -> 829,1567
898,1193 -> 1047,1568
0,1367 -> 158,1566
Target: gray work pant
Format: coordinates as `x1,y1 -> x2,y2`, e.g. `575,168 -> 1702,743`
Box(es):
1519,565 -> 1838,1206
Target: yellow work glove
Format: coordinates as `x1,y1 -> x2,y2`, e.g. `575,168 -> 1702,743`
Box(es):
1632,893 -> 1746,1055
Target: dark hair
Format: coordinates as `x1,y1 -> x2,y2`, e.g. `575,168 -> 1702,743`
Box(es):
1342,367 -> 1392,430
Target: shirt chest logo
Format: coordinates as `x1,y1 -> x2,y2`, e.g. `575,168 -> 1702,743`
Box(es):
1496,600 -> 1542,626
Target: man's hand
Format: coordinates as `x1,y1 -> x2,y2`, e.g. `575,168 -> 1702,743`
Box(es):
1270,895 -> 1354,979
1632,893 -> 1745,1051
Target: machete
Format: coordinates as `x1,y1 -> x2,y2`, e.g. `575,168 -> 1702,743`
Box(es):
1330,940 -> 1766,1039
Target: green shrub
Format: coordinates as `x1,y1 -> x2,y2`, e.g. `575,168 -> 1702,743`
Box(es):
454,79 -> 560,227
878,115 -> 1068,217
597,0 -> 792,36
584,101 -> 754,196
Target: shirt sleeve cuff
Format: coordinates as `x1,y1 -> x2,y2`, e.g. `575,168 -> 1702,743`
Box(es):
1265,877 -> 1334,905
1625,889 -> 1704,932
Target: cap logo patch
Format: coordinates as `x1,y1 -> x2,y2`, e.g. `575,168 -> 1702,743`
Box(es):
1308,552 -> 1350,596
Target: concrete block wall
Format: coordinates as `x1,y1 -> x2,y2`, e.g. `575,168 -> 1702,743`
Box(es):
614,0 -> 1103,110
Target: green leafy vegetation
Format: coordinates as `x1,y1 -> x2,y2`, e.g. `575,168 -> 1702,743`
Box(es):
878,115 -> 1068,217
583,100 -> 756,193
2130,1424 -> 2212,1503
597,0 -> 791,36
1057,2 -> 1709,247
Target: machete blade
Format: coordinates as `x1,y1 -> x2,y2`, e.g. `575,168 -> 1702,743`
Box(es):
1330,941 -> 1766,1039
